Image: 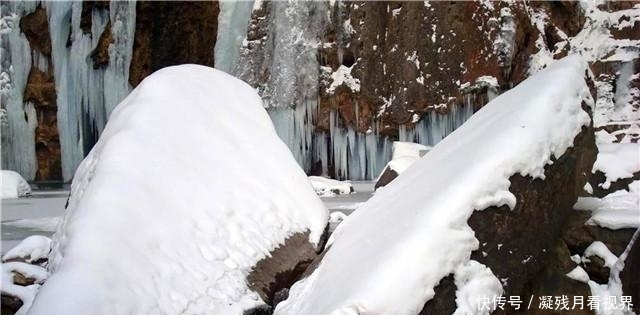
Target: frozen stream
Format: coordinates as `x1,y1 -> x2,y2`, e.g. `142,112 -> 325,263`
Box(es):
1,181 -> 375,255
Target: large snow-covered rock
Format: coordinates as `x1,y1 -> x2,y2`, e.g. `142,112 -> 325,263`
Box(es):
1,170 -> 31,199
274,55 -> 595,315
27,65 -> 328,315
374,142 -> 431,189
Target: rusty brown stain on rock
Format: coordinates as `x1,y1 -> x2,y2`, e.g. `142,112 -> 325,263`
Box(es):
129,1 -> 220,87
80,1 -> 110,34
19,5 -> 51,57
91,21 -> 113,69
20,8 -> 62,182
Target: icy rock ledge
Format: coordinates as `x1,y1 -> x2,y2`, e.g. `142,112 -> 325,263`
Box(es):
26,65 -> 329,315
274,55 -> 596,315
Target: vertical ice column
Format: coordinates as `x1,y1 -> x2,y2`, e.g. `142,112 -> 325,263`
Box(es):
46,1 -> 135,181
104,0 -> 135,116
1,2 -> 39,180
45,1 -> 76,181
215,0 -> 254,74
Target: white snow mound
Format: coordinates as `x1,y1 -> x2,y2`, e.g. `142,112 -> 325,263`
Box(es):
27,65 -> 328,315
1,170 -> 31,199
275,55 -> 592,315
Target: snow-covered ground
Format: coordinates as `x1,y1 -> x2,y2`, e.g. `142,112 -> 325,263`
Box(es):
0,183 -> 374,256
1,191 -> 67,255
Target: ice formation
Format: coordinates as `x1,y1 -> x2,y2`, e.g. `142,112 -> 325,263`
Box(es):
275,55 -> 592,315
1,1 -> 136,181
0,2 -> 39,180
1,170 -> 32,199
27,65 -> 328,315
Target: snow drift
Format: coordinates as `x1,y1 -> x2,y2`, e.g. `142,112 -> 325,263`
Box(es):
27,65 -> 328,315
1,170 -> 31,199
275,55 -> 593,315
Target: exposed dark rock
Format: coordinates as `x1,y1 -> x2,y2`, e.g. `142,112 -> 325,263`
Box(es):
418,274 -> 457,315
374,167 -> 398,190
562,211 -> 636,257
19,5 -> 51,57
1,294 -> 22,315
11,271 -> 36,287
247,231 -> 325,307
468,123 -> 595,298
80,1 -> 110,34
417,112 -> 596,313
91,21 -> 112,69
22,38 -> 62,181
243,305 -> 273,315
582,255 -> 610,284
129,1 -> 219,87
519,240 -> 595,315
588,170 -> 640,198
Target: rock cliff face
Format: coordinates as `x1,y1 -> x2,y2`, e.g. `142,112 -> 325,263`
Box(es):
1,1 -> 638,181
129,1 -> 219,86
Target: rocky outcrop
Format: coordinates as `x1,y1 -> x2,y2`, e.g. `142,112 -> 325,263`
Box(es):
20,6 -> 62,181
374,167 -> 398,190
246,228 -> 329,313
439,121 -> 596,314
129,1 -> 219,87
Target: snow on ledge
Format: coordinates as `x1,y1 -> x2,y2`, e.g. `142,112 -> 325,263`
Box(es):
275,55 -> 592,315
574,181 -> 640,230
28,65 -> 328,315
592,143 -> 640,189
2,236 -> 51,264
309,176 -> 354,196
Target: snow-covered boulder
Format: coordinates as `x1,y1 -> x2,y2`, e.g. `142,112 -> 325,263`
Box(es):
1,259 -> 49,315
27,65 -> 328,315
1,170 -> 31,199
309,176 -> 354,196
589,142 -> 640,197
374,142 -> 431,189
274,55 -> 596,315
2,236 -> 52,265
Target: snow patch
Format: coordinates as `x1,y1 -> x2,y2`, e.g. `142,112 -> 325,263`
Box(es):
1,170 -> 31,199
310,176 -> 354,196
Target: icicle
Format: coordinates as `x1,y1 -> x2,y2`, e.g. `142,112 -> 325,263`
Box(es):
215,0 -> 254,74
1,2 -> 39,180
